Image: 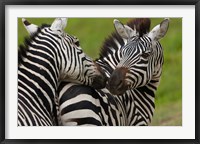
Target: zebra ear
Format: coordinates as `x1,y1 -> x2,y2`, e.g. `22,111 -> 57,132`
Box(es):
114,19 -> 130,39
22,18 -> 38,35
124,25 -> 137,38
50,18 -> 68,31
148,18 -> 169,41
114,19 -> 136,40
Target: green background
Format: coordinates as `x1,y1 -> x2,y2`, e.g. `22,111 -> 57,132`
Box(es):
18,18 -> 182,126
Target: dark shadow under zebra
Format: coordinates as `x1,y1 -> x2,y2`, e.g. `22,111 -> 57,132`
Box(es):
57,18 -> 169,126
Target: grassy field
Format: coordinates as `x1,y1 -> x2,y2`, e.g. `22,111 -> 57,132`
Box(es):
18,18 -> 182,126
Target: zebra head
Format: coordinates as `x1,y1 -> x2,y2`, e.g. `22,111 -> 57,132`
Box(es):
107,18 -> 169,95
22,18 -> 107,89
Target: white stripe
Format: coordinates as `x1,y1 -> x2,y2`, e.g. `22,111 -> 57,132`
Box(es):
114,38 -> 122,49
61,109 -> 102,125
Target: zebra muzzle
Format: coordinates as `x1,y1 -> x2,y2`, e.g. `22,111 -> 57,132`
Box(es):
107,67 -> 129,95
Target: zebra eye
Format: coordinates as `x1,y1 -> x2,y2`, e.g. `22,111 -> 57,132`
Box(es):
141,51 -> 151,58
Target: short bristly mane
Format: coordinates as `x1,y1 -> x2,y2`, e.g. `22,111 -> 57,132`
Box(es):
98,32 -> 125,59
18,24 -> 50,65
98,18 -> 151,59
127,18 -> 151,37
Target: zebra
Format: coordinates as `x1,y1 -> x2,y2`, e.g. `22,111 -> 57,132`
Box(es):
57,18 -> 169,126
18,18 -> 107,126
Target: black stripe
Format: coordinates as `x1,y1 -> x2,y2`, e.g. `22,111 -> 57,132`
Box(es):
61,101 -> 100,118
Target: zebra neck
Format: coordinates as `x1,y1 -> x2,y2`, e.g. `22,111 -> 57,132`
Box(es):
123,76 -> 160,126
18,47 -> 58,115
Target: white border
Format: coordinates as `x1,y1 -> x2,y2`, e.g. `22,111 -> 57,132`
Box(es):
5,5 -> 195,139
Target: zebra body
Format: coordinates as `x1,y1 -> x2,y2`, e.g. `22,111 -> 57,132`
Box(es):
58,81 -> 157,126
58,82 -> 126,126
58,18 -> 169,126
18,18 -> 106,126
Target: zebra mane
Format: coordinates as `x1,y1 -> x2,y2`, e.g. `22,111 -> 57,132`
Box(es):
98,18 -> 151,59
18,24 -> 51,65
127,18 -> 151,37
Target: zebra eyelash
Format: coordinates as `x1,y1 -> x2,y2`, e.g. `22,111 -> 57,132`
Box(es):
140,49 -> 153,59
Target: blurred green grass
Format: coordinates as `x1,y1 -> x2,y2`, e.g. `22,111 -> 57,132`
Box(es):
18,18 -> 182,126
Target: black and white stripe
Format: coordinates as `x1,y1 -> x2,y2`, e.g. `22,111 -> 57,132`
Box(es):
18,18 -> 106,126
57,18 -> 169,126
